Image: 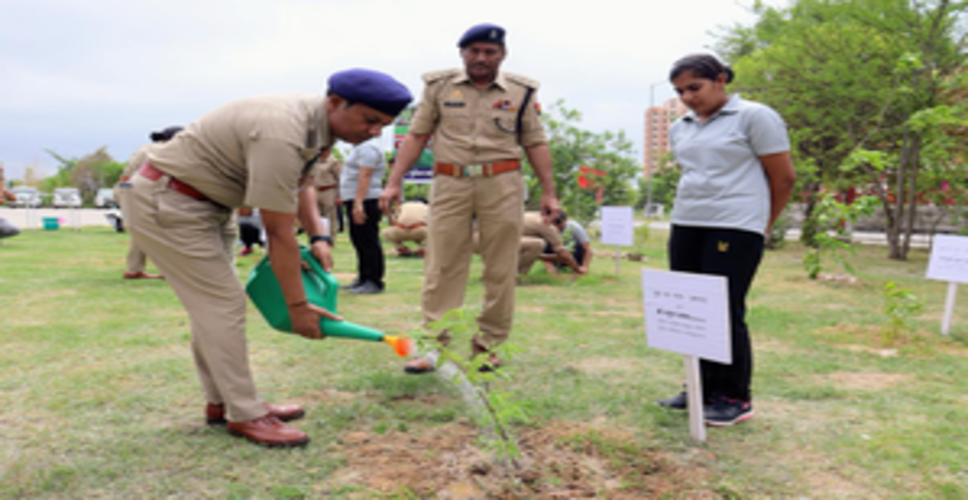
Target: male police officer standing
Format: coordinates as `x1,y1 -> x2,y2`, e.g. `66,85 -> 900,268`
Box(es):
380,24 -> 561,373
126,69 -> 411,448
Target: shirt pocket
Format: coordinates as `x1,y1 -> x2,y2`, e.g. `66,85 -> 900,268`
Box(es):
490,108 -> 518,136
439,102 -> 472,136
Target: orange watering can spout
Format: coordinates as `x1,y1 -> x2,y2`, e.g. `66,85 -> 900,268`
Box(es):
383,335 -> 414,358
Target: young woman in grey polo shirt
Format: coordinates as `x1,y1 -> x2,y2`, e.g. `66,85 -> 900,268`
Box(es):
657,54 -> 797,426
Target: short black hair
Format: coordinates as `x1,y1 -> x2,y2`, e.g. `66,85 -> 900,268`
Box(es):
326,89 -> 357,108
149,126 -> 183,143
554,210 -> 567,225
670,54 -> 734,83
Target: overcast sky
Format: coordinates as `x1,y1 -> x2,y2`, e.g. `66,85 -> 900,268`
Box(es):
0,0 -> 783,181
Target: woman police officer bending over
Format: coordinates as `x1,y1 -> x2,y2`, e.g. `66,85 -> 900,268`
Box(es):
657,54 -> 797,426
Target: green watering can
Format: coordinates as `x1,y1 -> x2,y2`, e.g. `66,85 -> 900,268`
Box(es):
245,247 -> 413,357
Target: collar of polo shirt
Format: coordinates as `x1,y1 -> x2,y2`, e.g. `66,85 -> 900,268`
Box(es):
683,93 -> 742,122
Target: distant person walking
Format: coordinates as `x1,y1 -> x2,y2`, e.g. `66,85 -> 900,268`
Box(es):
656,54 -> 796,426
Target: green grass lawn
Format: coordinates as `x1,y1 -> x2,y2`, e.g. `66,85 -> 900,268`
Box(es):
1,226 -> 966,498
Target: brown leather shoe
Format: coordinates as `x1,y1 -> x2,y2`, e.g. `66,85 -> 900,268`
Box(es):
123,271 -> 165,280
475,353 -> 502,373
403,357 -> 436,374
403,350 -> 439,375
471,341 -> 502,373
206,403 -> 305,426
226,415 -> 309,448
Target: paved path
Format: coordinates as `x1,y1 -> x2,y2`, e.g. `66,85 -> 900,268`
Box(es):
640,220 -> 932,248
0,207 -> 116,230
0,208 -> 934,249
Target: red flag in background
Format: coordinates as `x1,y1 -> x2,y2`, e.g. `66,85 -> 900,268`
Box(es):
577,165 -> 606,189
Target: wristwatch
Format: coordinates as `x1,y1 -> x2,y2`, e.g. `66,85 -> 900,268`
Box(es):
309,235 -> 333,246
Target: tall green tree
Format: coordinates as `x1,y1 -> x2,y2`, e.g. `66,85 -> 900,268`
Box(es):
715,0 -> 968,259
526,100 -> 640,225
44,147 -> 125,204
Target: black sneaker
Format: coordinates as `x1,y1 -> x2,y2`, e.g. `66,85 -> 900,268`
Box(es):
704,396 -> 754,427
350,281 -> 384,295
657,391 -> 688,410
340,279 -> 362,290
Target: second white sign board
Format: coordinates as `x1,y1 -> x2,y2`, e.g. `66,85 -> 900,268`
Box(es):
926,234 -> 968,284
600,206 -> 634,247
641,269 -> 732,364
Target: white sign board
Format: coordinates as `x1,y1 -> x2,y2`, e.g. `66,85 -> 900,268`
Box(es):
641,269 -> 731,364
926,235 -> 968,284
600,206 -> 634,247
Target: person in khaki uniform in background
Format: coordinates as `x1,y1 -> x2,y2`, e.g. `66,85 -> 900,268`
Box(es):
380,23 -> 562,373
382,198 -> 429,257
125,69 -> 411,448
116,126 -> 183,280
518,211 -> 581,276
313,149 -> 342,240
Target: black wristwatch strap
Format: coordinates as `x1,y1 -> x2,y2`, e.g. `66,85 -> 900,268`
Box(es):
309,235 -> 333,246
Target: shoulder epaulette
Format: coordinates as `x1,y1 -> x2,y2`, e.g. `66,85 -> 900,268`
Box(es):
422,68 -> 461,84
504,72 -> 540,90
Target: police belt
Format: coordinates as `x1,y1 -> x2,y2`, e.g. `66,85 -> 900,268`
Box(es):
138,162 -> 217,205
433,160 -> 520,178
395,221 -> 426,230
316,184 -> 337,192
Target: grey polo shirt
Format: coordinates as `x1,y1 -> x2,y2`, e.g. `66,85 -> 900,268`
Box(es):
669,95 -> 789,235
562,220 -> 590,247
339,138 -> 385,201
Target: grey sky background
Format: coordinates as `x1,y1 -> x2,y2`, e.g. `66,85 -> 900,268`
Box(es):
0,0 -> 781,181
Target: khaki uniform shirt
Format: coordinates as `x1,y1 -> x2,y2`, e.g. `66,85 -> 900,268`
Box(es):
148,93 -> 333,213
409,69 -> 547,165
313,156 -> 342,189
395,202 -> 429,228
522,211 -> 564,253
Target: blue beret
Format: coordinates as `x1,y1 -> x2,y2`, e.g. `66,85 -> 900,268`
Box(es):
328,69 -> 413,117
458,23 -> 505,48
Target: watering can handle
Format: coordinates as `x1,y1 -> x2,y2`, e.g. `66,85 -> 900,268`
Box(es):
299,247 -> 340,307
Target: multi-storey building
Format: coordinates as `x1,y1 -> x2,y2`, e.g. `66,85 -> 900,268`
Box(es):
643,97 -> 688,178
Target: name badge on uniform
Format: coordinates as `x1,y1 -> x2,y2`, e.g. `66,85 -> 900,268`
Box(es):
443,101 -> 466,108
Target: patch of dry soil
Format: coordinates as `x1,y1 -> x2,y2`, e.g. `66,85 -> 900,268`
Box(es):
326,421 -> 715,498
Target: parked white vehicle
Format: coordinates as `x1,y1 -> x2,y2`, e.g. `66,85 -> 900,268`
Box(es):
53,188 -> 82,208
10,187 -> 42,208
94,188 -> 116,208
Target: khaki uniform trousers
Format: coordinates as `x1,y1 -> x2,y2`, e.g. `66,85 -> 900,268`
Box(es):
518,236 -> 546,275
382,225 -> 428,248
316,188 -> 339,236
118,187 -> 148,274
422,171 -> 524,347
126,172 -> 265,422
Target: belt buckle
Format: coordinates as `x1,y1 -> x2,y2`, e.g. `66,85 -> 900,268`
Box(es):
462,164 -> 484,177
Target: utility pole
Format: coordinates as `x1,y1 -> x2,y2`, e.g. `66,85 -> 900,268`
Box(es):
645,80 -> 665,219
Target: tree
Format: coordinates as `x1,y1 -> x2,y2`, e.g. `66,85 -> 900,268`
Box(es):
635,153 -> 680,213
44,147 -> 125,205
715,0 -> 968,260
526,100 -> 640,225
